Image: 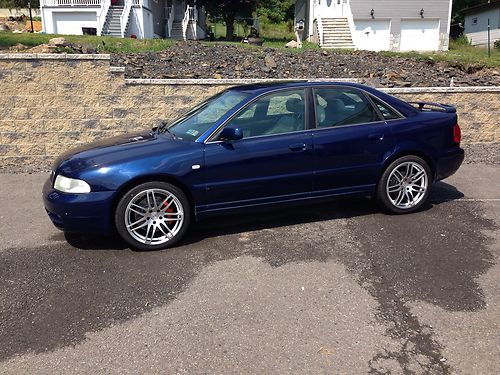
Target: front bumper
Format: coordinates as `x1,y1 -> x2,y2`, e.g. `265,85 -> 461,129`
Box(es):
42,178 -> 116,234
435,147 -> 465,181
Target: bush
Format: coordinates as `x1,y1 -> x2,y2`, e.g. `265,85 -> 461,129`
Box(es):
454,34 -> 470,45
495,39 -> 500,49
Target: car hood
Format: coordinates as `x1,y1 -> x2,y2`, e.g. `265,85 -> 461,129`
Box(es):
54,132 -> 188,175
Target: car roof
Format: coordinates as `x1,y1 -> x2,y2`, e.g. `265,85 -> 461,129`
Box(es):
229,81 -> 375,95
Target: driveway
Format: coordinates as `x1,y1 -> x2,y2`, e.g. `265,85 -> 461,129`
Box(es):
0,165 -> 498,374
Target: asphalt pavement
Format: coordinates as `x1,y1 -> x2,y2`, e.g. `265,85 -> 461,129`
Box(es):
0,165 -> 498,374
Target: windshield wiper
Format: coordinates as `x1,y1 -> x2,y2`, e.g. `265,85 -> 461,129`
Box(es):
155,121 -> 176,138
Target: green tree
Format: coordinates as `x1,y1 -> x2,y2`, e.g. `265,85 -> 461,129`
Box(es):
0,0 -> 39,9
257,0 -> 295,23
199,0 -> 259,40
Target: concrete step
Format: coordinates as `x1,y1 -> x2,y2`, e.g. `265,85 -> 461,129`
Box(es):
322,44 -> 355,48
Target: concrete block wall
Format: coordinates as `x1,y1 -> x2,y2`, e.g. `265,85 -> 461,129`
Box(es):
0,54 -> 499,172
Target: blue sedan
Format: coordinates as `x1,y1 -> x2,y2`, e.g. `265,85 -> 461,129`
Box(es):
43,82 -> 464,250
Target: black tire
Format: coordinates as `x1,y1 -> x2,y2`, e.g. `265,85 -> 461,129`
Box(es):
377,155 -> 432,214
115,181 -> 191,251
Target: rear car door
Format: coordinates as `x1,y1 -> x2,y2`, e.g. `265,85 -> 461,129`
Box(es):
311,86 -> 397,194
202,89 -> 314,209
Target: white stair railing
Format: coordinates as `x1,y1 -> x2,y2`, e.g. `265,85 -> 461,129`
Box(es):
181,5 -> 191,40
120,0 -> 133,37
97,0 -> 110,35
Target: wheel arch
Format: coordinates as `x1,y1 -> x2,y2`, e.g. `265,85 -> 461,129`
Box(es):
110,174 -> 196,232
382,149 -> 437,181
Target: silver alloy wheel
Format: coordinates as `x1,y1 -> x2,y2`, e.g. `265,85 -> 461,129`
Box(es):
386,161 -> 428,209
125,188 -> 184,245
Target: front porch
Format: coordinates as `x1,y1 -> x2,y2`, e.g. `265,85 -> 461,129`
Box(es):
40,0 -> 206,39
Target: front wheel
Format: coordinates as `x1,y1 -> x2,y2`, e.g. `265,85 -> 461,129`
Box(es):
377,155 -> 432,214
115,181 -> 191,250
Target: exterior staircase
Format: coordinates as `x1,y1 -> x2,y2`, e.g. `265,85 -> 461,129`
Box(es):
102,6 -> 127,37
321,18 -> 354,49
170,21 -> 185,40
169,19 -> 198,40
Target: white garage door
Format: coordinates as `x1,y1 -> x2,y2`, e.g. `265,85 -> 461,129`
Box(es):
53,12 -> 97,35
400,19 -> 440,51
354,20 -> 391,51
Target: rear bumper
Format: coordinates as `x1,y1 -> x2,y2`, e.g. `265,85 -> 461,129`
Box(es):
435,147 -> 465,181
42,178 -> 115,234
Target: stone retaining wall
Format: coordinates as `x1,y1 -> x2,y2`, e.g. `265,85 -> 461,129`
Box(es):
0,54 -> 499,172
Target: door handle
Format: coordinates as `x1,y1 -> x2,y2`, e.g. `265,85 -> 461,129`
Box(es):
289,143 -> 307,152
368,133 -> 385,141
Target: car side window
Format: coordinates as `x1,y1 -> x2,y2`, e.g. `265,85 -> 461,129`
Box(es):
314,87 -> 380,128
370,96 -> 402,120
220,89 -> 306,139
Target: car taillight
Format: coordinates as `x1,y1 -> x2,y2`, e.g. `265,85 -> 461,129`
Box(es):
453,124 -> 461,144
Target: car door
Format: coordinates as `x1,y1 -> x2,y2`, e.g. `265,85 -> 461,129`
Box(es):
311,86 -> 396,194
202,88 -> 314,209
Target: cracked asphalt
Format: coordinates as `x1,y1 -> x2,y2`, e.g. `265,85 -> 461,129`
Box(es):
0,164 -> 498,374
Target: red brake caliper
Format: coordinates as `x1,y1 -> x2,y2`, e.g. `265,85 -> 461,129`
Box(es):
162,200 -> 174,224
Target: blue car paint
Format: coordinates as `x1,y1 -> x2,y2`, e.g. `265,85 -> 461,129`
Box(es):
43,81 -> 464,234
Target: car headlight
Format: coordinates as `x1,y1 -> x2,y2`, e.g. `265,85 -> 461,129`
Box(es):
54,175 -> 91,194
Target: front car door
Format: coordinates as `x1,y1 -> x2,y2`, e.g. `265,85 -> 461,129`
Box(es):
311,86 -> 398,195
201,88 -> 314,211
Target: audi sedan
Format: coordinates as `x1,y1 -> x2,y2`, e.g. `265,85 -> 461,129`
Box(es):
43,82 -> 464,250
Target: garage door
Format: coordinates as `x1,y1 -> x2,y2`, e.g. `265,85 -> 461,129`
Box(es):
53,12 -> 97,35
354,20 -> 391,51
400,19 -> 440,51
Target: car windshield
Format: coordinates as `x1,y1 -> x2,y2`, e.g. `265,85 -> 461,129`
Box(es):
165,90 -> 250,141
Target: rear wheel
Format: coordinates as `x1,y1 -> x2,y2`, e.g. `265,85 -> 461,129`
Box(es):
115,181 -> 191,250
377,155 -> 431,214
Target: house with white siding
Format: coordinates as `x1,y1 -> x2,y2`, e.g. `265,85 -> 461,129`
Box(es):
40,0 -> 206,40
295,0 -> 452,51
463,0 -> 500,48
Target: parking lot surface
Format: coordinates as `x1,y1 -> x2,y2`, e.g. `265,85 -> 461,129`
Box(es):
0,164 -> 499,374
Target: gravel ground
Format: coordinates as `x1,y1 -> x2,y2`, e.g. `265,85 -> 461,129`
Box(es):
463,143 -> 500,165
111,42 -> 500,87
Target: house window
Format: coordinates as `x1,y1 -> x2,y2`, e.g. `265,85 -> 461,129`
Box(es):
472,18 -> 478,26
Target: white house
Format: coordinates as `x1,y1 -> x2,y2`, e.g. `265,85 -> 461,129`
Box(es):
295,0 -> 453,51
463,0 -> 500,48
40,0 -> 206,39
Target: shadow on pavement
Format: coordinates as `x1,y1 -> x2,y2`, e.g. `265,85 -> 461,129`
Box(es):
64,181 -> 465,251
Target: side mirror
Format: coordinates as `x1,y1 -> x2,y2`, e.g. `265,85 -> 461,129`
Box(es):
219,127 -> 243,142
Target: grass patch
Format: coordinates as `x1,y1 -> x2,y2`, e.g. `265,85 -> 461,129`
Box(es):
0,32 -> 175,53
374,41 -> 500,68
206,20 -> 295,42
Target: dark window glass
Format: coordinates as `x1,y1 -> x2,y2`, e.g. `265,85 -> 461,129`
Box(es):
370,96 -> 402,120
314,88 -> 379,128
220,89 -> 306,139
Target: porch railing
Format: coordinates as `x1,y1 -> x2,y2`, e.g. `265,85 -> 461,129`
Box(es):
41,0 -> 101,6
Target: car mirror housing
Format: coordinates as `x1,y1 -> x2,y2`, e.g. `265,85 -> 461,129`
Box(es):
220,127 -> 243,142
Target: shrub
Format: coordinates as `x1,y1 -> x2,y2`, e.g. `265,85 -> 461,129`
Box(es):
495,39 -> 500,49
454,34 -> 470,45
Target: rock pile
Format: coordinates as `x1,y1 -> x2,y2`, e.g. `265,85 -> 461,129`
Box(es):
112,41 -> 500,87
8,37 -> 97,54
